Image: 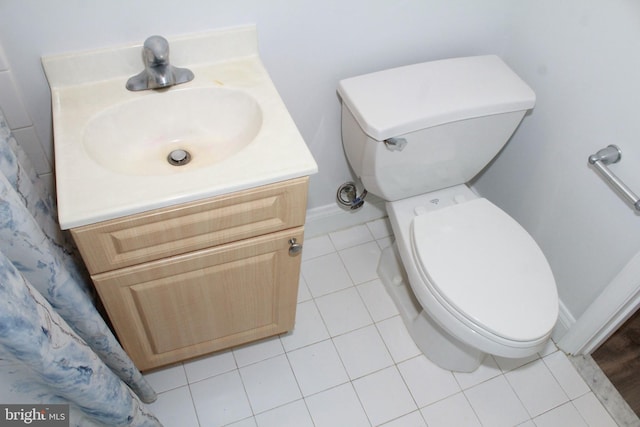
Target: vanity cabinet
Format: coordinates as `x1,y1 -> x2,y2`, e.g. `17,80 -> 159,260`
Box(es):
71,177 -> 308,370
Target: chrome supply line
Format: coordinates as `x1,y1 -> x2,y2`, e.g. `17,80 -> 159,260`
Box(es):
588,145 -> 640,211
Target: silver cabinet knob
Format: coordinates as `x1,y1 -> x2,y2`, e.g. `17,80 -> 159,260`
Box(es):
288,238 -> 303,256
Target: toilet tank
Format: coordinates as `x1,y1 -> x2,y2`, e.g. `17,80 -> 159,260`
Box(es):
337,55 -> 535,201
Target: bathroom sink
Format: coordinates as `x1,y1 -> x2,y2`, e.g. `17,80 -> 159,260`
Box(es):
42,25 -> 317,229
83,87 -> 262,176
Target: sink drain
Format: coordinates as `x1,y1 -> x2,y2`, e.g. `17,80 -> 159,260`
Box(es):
167,149 -> 191,166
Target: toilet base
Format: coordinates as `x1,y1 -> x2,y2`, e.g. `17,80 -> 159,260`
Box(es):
378,244 -> 485,372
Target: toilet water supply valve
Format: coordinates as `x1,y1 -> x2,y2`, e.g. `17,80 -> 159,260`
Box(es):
337,182 -> 367,210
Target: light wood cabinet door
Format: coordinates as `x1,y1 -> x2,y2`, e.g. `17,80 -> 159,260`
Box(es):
92,227 -> 304,370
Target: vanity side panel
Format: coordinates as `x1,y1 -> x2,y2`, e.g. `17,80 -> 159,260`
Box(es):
71,177 -> 308,274
91,227 -> 303,371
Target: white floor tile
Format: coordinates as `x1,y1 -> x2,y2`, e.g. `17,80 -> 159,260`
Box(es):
143,363 -> 187,393
376,236 -> 394,250
572,392 -> 618,427
297,274 -> 312,303
505,358 -> 569,417
397,355 -> 460,407
280,300 -> 329,352
254,399 -> 314,427
366,218 -> 393,240
305,383 -> 370,427
302,235 -> 335,261
539,339 -> 559,357
302,252 -> 353,297
239,355 -> 302,414
543,350 -> 590,399
376,316 -> 421,363
148,386 -> 199,427
380,411 -> 427,426
227,417 -> 258,427
357,279 -> 399,322
533,401 -> 588,427
184,350 -> 237,384
287,340 -> 349,396
353,366 -> 417,426
493,353 -> 539,372
464,375 -> 529,427
190,370 -> 253,427
315,287 -> 373,336
453,355 -> 502,390
338,241 -> 381,284
333,324 -> 394,380
420,392 -> 481,427
233,336 -> 284,368
329,225 -> 374,250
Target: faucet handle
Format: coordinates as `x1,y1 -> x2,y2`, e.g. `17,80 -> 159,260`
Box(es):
143,35 -> 170,66
127,34 -> 194,91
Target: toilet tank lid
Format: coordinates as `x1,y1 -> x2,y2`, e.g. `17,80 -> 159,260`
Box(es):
337,55 -> 536,141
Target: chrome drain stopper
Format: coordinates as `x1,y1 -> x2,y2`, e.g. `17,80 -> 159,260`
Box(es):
167,149 -> 191,166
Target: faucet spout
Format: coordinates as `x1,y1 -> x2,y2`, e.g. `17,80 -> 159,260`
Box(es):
126,35 -> 194,91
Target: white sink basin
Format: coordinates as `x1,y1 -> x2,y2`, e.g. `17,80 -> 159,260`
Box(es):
43,26 -> 317,229
83,87 -> 262,176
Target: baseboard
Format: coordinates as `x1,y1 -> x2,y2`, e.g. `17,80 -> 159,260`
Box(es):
304,195 -> 387,238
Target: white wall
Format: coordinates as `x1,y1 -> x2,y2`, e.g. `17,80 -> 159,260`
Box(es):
473,0 -> 640,322
0,0 -> 514,209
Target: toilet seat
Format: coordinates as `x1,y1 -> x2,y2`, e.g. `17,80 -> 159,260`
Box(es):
410,198 -> 558,343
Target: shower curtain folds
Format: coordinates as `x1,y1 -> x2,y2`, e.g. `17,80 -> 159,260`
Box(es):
0,109 -> 160,426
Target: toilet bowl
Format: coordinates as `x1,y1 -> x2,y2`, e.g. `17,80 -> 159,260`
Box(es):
337,55 -> 559,372
383,185 -> 557,371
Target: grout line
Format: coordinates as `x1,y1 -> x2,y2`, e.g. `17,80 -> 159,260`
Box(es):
501,358 -> 543,420
458,390 -> 484,427
185,382 -> 202,427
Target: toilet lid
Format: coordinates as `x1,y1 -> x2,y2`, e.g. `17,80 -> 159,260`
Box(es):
411,198 -> 558,342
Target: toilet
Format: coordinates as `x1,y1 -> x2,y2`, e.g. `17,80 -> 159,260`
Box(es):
337,55 -> 559,372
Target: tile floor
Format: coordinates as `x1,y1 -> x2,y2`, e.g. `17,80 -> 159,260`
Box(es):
145,219 -> 619,427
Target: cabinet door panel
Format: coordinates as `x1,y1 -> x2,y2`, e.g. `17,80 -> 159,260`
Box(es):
131,252 -> 277,354
93,227 -> 303,370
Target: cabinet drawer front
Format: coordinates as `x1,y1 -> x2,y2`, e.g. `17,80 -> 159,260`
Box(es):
92,227 -> 303,370
72,177 -> 308,274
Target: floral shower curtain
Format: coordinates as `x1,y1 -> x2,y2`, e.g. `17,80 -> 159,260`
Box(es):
0,109 -> 161,426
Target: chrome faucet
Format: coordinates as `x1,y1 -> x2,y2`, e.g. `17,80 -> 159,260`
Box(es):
126,35 -> 194,91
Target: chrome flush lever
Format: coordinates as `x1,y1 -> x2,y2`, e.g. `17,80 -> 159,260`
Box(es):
384,137 -> 408,152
